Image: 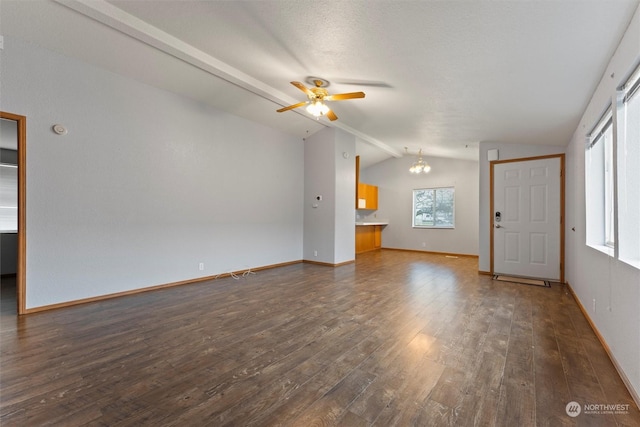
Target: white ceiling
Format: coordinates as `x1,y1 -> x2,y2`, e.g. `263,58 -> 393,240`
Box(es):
1,0 -> 638,167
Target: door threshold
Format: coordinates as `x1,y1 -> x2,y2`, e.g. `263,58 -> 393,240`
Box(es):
492,275 -> 551,288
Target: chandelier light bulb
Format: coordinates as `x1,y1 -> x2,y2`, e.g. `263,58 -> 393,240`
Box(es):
306,100 -> 330,117
407,148 -> 431,174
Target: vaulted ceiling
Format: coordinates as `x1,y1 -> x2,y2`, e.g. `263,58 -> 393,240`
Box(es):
1,0 -> 638,167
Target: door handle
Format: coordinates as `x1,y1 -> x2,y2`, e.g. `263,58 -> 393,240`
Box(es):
495,224 -> 502,228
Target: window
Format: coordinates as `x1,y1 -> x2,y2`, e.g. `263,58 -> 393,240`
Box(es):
585,109 -> 613,252
604,118 -> 615,248
585,63 -> 640,269
618,65 -> 640,267
412,187 -> 455,228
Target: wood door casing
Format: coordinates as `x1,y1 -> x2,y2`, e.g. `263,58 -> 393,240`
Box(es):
490,154 -> 565,282
1,111 -> 26,314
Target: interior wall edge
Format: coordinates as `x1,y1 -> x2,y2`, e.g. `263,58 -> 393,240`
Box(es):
565,281 -> 640,408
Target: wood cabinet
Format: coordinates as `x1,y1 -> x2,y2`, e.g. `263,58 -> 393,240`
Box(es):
356,225 -> 383,254
355,155 -> 378,210
357,182 -> 378,210
374,225 -> 382,248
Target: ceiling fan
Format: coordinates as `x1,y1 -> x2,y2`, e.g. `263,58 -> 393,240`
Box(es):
276,79 -> 365,121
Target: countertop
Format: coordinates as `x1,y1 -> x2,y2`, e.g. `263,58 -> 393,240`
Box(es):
355,221 -> 389,226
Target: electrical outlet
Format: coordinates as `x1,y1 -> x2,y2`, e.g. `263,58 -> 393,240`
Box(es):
314,250 -> 318,257
199,263 -> 204,271
422,242 -> 426,247
592,299 -> 596,312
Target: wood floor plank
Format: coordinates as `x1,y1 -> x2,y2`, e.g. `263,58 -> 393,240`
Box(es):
496,344 -> 536,426
1,252 -> 638,426
349,331 -> 439,423
288,368 -> 376,426
415,398 -> 457,427
337,410 -> 369,427
370,356 -> 445,426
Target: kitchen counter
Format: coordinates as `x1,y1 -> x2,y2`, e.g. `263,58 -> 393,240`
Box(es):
355,221 -> 389,226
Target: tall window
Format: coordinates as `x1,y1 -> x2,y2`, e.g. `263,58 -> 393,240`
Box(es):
618,65 -> 640,267
585,109 -> 613,251
585,63 -> 640,270
412,187 -> 455,228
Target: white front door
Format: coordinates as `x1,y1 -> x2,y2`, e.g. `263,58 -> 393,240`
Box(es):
492,156 -> 562,281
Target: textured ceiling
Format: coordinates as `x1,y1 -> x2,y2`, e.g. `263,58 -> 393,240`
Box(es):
1,0 -> 638,167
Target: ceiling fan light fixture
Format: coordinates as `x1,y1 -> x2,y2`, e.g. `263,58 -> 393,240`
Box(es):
306,100 -> 330,117
277,81 -> 364,122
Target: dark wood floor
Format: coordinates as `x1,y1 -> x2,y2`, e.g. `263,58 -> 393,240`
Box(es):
1,250 -> 639,426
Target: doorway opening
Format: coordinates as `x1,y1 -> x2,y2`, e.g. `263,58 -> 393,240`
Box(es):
1,112 -> 26,315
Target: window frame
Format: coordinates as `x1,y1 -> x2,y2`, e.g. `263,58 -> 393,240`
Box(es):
603,119 -> 615,248
585,108 -> 614,253
584,62 -> 640,270
412,187 -> 455,229
616,63 -> 640,268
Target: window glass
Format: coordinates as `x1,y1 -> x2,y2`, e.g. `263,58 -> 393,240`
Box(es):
413,187 -> 455,228
618,66 -> 640,267
585,110 -> 612,252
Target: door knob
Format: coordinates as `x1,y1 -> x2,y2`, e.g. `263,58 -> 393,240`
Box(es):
495,224 -> 502,228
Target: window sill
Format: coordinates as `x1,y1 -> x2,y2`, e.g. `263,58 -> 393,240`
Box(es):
619,257 -> 640,271
587,243 -> 614,257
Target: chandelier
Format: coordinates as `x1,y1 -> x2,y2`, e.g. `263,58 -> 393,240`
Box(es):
406,148 -> 431,174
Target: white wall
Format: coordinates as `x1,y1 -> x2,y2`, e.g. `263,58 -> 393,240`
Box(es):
478,142 -> 565,272
333,130 -> 357,264
303,127 -> 356,264
361,155 -> 479,256
565,5 -> 640,400
1,37 -> 304,309
304,128 -> 336,263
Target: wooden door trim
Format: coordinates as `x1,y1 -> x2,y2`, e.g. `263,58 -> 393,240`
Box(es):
490,153 -> 565,283
1,112 -> 27,314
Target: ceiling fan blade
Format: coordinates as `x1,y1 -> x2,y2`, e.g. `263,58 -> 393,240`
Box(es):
276,101 -> 307,113
291,81 -> 314,97
325,92 -> 365,101
326,109 -> 338,121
